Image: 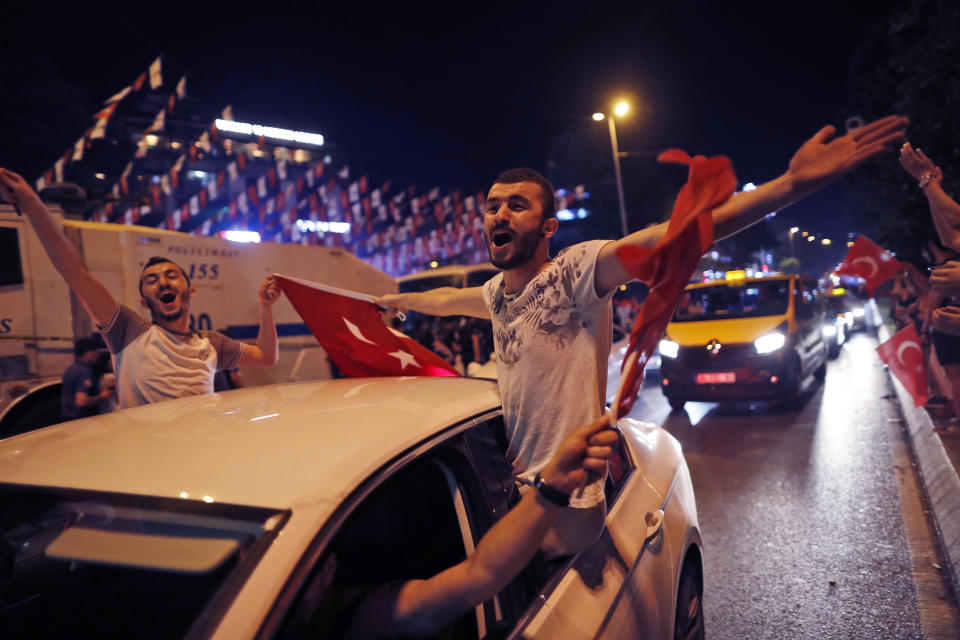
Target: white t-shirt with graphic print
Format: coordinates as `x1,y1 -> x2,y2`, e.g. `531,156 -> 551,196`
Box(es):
482,240 -> 614,507
98,305 -> 245,409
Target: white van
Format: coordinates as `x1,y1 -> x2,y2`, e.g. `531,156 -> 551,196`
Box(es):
0,205 -> 395,436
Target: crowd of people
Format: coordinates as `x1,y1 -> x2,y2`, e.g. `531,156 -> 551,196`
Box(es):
894,143 -> 960,434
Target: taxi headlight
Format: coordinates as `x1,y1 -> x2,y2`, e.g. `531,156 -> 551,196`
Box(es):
822,325 -> 837,337
853,307 -> 865,317
754,331 -> 786,354
659,339 -> 679,359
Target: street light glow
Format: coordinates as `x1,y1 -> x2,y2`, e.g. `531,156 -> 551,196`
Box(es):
614,101 -> 629,117
822,238 -> 832,245
790,227 -> 799,234
592,112 -> 605,121
808,236 -> 815,242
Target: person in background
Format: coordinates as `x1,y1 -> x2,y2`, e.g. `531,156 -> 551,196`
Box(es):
61,338 -> 113,421
920,235 -> 960,434
900,144 -> 960,433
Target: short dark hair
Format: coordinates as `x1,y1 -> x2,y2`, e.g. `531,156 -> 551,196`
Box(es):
74,337 -> 101,357
139,256 -> 191,296
492,168 -> 556,219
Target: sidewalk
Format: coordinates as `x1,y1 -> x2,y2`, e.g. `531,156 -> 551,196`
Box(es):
879,323 -> 960,600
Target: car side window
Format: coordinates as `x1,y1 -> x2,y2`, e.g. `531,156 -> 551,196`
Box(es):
276,455 -> 479,640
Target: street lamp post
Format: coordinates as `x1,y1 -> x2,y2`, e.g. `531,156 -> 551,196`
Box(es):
608,113 -> 629,238
595,101 -> 630,238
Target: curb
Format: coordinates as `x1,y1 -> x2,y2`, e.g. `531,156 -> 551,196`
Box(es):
879,324 -> 960,600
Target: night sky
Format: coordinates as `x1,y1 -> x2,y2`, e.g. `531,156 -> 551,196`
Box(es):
4,0 -> 901,252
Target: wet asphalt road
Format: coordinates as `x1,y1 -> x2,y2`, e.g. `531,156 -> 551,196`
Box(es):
626,332 -> 936,639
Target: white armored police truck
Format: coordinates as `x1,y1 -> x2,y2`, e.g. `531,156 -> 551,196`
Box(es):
0,204 -> 396,437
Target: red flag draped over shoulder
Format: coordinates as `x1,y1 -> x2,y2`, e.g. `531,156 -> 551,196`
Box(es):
276,275 -> 459,377
613,150 -> 737,417
836,235 -> 902,294
876,325 -> 928,407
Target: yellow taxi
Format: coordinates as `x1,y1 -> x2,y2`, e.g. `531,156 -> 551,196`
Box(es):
659,273 -> 828,411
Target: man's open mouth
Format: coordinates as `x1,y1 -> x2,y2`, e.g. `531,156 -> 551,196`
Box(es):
159,291 -> 177,304
492,230 -> 513,247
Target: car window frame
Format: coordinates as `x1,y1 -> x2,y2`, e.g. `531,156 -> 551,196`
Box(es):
256,408 -> 502,640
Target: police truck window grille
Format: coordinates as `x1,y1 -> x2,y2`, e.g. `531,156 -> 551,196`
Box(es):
0,227 -> 24,286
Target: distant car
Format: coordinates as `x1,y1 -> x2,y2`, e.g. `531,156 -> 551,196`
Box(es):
821,311 -> 847,359
659,274 -> 828,411
823,287 -> 877,333
0,377 -> 703,640
821,290 -> 855,358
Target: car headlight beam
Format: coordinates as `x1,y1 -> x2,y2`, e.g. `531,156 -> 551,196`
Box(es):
853,307 -> 865,317
754,331 -> 786,354
822,325 -> 837,337
659,339 -> 679,359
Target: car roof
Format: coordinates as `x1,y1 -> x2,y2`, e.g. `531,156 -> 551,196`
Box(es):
0,378 -> 500,512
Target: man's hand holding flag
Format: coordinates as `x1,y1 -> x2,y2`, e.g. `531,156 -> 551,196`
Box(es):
276,275 -> 459,377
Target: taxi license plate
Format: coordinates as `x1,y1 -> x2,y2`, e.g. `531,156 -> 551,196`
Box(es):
696,372 -> 735,384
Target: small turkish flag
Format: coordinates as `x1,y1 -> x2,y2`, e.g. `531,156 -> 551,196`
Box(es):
611,150 -> 737,418
876,324 -> 928,407
276,275 -> 459,377
836,236 -> 901,294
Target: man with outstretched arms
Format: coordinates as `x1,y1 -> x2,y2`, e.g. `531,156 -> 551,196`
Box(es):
377,116 -> 908,554
0,168 -> 280,409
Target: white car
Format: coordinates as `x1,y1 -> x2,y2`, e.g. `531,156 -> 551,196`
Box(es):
0,377 -> 703,639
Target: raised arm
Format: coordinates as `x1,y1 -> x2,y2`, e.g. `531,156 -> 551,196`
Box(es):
238,275 -> 280,365
0,168 -> 118,326
899,143 -> 960,252
375,286 -> 490,319
594,116 -> 909,295
392,416 -> 617,637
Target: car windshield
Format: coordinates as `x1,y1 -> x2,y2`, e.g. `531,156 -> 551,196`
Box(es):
466,269 -> 499,288
0,485 -> 286,638
399,274 -> 462,292
825,296 -> 851,313
673,280 -> 791,322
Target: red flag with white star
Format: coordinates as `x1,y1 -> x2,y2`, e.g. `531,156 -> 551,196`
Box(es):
836,235 -> 902,294
276,275 -> 459,377
611,150 -> 737,418
876,324 -> 928,407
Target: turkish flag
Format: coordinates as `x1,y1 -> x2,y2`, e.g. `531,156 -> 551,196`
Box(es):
836,236 -> 901,294
276,275 -> 459,377
877,324 -> 928,407
612,150 -> 737,418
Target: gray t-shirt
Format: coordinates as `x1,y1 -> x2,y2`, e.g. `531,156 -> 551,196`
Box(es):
98,305 -> 244,409
482,240 -> 614,506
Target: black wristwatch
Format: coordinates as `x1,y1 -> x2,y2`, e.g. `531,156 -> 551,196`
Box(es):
533,472 -> 570,507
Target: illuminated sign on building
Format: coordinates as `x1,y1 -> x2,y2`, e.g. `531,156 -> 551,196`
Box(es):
215,120 -> 325,146
221,230 -> 261,243
296,219 -> 350,234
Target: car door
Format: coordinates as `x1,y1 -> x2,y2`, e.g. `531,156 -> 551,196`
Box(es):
269,412 -> 501,640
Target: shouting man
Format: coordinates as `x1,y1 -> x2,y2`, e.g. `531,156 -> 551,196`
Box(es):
376,116 -> 909,554
0,168 -> 280,409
